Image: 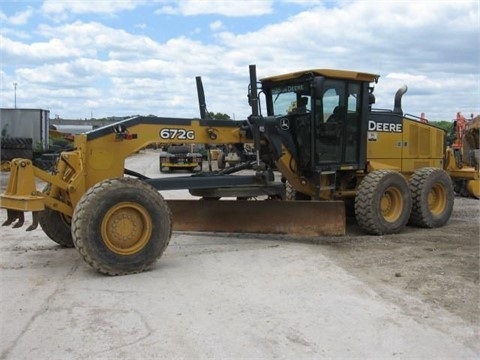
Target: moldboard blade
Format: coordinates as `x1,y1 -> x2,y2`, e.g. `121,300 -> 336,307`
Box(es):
167,200 -> 345,237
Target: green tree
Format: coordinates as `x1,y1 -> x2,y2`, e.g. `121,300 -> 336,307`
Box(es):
207,112 -> 231,120
430,121 -> 455,145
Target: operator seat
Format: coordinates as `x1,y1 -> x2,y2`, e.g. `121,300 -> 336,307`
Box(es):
327,106 -> 345,123
295,97 -> 309,113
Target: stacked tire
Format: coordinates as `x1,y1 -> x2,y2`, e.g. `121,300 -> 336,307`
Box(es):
1,137 -> 33,162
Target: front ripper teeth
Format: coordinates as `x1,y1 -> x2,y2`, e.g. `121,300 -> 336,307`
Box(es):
2,210 -> 38,231
2,209 -> 24,227
26,212 -> 39,231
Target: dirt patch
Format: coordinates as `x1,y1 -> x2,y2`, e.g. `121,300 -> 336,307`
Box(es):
319,196 -> 479,325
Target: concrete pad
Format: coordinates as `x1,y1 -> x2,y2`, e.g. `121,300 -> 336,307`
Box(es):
1,150 -> 478,359
1,226 -> 478,359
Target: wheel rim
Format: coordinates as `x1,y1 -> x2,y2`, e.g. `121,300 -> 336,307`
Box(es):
427,183 -> 447,216
380,186 -> 403,222
101,202 -> 152,255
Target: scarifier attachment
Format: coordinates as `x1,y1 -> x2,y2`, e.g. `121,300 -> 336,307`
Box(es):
2,209 -> 40,231
167,199 -> 346,237
1,210 -> 39,231
0,158 -> 44,231
2,210 -> 24,228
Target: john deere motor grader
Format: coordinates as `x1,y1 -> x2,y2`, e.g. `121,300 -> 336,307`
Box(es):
1,65 -> 454,275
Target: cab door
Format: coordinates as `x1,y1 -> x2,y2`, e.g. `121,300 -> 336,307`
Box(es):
314,79 -> 364,168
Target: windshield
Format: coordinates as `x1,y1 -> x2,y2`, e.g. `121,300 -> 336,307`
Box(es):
270,82 -> 311,115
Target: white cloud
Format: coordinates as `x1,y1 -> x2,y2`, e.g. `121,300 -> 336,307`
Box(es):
41,0 -> 141,15
209,20 -> 224,31
1,0 -> 478,120
385,73 -> 428,83
155,0 -> 273,16
1,35 -> 91,63
0,7 -> 34,25
34,21 -> 162,60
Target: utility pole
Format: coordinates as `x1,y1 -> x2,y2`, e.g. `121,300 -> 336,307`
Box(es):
13,82 -> 17,108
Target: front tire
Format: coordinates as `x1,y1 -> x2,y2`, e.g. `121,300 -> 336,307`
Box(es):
39,185 -> 74,248
39,208 -> 74,248
355,170 -> 412,235
408,168 -> 454,228
72,177 -> 172,275
285,181 -> 311,200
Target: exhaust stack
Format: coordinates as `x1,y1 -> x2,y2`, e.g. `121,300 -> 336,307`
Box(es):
393,85 -> 408,114
196,76 -> 208,120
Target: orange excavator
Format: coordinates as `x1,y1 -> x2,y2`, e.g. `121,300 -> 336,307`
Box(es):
445,112 -> 480,198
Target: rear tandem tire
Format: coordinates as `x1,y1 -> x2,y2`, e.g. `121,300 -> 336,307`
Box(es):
355,170 -> 412,235
408,167 -> 454,228
71,177 -> 172,275
39,208 -> 74,248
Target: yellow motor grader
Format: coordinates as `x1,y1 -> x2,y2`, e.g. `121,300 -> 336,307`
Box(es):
1,65 -> 455,275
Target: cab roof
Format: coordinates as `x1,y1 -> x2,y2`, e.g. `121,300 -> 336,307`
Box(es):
260,69 -> 380,83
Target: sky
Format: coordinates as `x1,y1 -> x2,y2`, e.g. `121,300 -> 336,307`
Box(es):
1,0 -> 479,122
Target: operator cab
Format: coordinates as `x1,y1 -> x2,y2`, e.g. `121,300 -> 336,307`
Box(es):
259,69 -> 378,175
